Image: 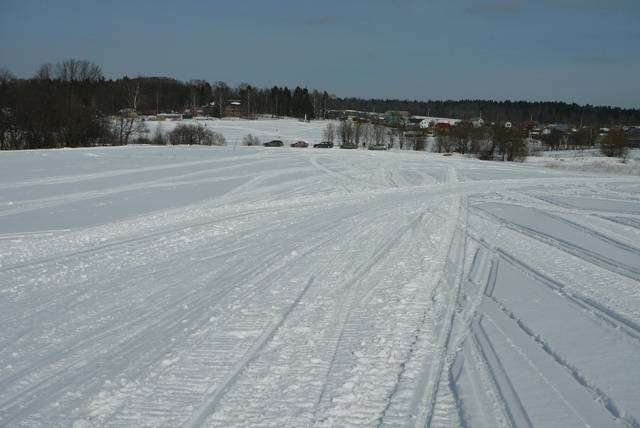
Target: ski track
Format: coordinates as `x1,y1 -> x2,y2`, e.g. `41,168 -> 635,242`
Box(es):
1,143 -> 639,427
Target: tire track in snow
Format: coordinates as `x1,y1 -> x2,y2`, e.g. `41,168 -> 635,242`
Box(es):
474,205 -> 640,282
465,227 -> 637,427
467,231 -> 640,346
2,187 -> 369,330
470,317 -> 534,428
457,331 -> 513,428
182,276 -> 317,428
190,201 -> 432,427
0,193 -> 362,273
487,296 -> 639,428
495,248 -> 640,343
0,153 -> 266,191
421,197 -> 469,428
598,214 -> 640,230
0,203 -> 363,426
310,211 -> 430,425
361,197 -> 467,428
91,204 -> 382,427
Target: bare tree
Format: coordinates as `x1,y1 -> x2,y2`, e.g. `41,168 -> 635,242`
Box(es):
396,129 -> 405,150
168,124 -> 225,146
353,121 -> 363,146
113,111 -> 147,145
151,127 -> 167,145
113,81 -> 145,145
0,67 -> 16,84
54,59 -> 102,81
387,128 -> 395,149
128,81 -> 141,111
323,122 -> 336,143
194,126 -> 225,145
361,123 -> 372,146
493,126 -> 527,161
213,81 -> 229,117
338,120 -> 354,145
372,125 -> 386,146
34,63 -> 53,80
414,134 -> 427,151
450,123 -> 472,154
0,68 -> 17,150
436,133 -> 453,153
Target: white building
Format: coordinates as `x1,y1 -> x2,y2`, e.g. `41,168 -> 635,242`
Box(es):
418,116 -> 462,129
470,117 -> 485,128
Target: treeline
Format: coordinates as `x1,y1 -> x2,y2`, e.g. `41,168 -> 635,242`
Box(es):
2,59 -> 639,151
332,98 -> 640,127
322,121 -> 530,161
322,120 -> 630,162
1,61 -> 113,150
0,60 -> 325,150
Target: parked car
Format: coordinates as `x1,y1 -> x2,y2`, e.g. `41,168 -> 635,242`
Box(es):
290,141 -> 308,148
368,143 -> 387,151
264,140 -> 284,147
340,142 -> 357,149
313,141 -> 334,148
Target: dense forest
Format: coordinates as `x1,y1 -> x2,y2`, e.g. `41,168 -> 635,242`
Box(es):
1,59 -> 639,151
331,98 -> 640,127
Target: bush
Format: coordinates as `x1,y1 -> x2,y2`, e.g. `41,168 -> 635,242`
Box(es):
600,129 -> 628,158
243,134 -> 260,146
208,130 -> 226,146
132,137 -> 153,145
477,149 -> 495,160
168,124 -> 225,146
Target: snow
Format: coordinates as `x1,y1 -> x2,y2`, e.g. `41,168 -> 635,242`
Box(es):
526,149 -> 640,176
144,117 -> 334,146
1,123 -> 640,427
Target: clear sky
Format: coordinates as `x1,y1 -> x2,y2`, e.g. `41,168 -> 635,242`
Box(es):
1,0 -> 639,108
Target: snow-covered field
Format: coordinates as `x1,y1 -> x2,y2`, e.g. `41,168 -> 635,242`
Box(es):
528,149 -> 640,176
1,128 -> 640,427
144,117 -> 332,146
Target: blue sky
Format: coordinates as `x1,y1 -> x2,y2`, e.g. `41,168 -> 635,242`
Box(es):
1,0 -> 639,107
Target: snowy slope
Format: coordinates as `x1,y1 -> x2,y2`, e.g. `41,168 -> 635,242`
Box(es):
1,143 -> 639,427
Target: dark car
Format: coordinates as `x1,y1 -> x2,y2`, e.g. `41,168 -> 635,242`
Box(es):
290,141 -> 308,148
313,141 -> 334,148
340,142 -> 357,149
264,140 -> 284,147
368,143 -> 387,151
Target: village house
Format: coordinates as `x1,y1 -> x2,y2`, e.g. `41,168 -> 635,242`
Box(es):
223,100 -> 243,118
418,117 -> 462,129
470,117 -> 485,128
384,111 -> 410,127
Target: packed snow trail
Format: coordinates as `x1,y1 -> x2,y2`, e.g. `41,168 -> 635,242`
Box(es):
1,143 -> 639,427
